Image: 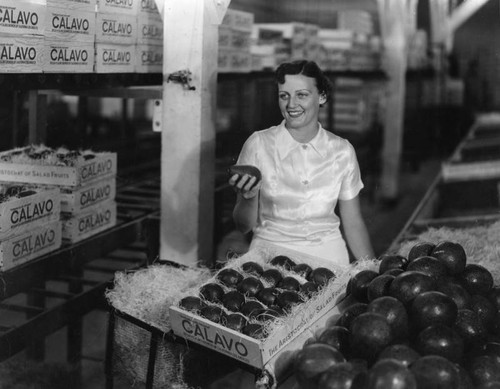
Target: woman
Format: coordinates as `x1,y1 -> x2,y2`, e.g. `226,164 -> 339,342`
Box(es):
229,60 -> 374,267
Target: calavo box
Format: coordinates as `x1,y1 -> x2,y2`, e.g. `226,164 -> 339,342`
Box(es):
169,246 -> 350,369
0,35 -> 44,73
43,39 -> 95,73
0,151 -> 117,187
0,186 -> 60,238
61,200 -> 117,243
60,177 -> 116,214
95,43 -> 135,73
0,0 -> 46,36
169,282 -> 346,369
0,221 -> 62,272
45,6 -> 96,42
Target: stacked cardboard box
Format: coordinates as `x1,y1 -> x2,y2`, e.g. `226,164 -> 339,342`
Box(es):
0,183 -> 62,271
218,9 -> 253,73
135,0 -> 163,73
95,0 -> 163,73
252,22 -> 306,65
317,78 -> 383,134
95,0 -> 137,73
250,22 -> 321,70
336,10 -> 375,36
60,176 -> 117,244
318,29 -> 381,72
0,0 -> 163,73
44,0 -> 96,73
0,145 -> 117,245
0,0 -> 46,73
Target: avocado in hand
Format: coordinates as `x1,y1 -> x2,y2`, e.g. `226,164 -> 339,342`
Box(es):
227,165 -> 262,189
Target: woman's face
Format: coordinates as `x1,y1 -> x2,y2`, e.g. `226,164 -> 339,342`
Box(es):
278,74 -> 326,132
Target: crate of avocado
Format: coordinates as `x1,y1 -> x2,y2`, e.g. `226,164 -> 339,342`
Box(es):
0,145 -> 116,187
169,243 -> 351,370
288,232 -> 500,389
61,199 -> 117,244
0,182 -> 62,272
0,183 -> 60,238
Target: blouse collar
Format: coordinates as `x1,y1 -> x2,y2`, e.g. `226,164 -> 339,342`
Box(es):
276,120 -> 328,160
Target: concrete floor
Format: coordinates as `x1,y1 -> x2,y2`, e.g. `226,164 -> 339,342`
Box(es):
0,157 -> 442,389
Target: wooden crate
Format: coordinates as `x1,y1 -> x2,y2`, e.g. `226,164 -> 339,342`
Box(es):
0,221 -> 62,272
62,200 -> 117,244
0,151 -> 117,187
0,187 -> 60,238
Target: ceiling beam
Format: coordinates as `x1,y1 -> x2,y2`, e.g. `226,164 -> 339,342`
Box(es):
449,0 -> 490,32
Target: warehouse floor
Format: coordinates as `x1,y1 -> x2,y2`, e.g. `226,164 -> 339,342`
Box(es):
0,156 -> 442,389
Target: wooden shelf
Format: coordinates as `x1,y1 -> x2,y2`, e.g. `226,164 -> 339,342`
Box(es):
0,73 -> 162,91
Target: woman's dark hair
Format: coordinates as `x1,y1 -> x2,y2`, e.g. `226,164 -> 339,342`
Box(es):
275,60 -> 333,102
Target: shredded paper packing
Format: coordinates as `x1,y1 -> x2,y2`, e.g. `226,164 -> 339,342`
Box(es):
395,220 -> 500,284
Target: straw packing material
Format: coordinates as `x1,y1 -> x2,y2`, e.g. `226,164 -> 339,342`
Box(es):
106,264 -> 211,332
106,264 -> 211,388
396,220 -> 500,284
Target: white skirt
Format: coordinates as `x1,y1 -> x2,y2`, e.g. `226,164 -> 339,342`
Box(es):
250,235 -> 350,268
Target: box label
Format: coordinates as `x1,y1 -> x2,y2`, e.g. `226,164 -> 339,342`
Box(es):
137,0 -> 160,15
62,201 -> 117,242
0,152 -> 117,186
61,178 -> 116,213
44,40 -> 94,73
0,35 -> 44,73
95,43 -> 135,73
137,14 -> 163,44
135,44 -> 162,73
0,188 -> 61,237
0,221 -> 62,272
45,7 -> 96,42
96,13 -> 136,45
0,0 -> 46,36
169,308 -> 263,367
79,155 -> 116,184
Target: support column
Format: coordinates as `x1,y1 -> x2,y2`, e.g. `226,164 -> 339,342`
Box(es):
160,1 -> 229,266
377,0 -> 413,201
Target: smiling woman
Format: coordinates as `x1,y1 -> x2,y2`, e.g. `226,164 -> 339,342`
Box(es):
228,60 -> 375,268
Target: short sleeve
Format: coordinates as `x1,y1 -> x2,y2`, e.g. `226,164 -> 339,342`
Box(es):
236,132 -> 260,167
338,142 -> 364,200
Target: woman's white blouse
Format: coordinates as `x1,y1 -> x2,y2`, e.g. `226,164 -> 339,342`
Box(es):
237,121 -> 364,246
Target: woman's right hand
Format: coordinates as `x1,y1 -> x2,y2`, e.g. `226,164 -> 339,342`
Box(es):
229,173 -> 261,199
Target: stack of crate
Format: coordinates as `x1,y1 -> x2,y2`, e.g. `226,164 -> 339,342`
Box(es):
0,183 -> 61,271
0,0 -> 46,73
0,146 -> 117,247
252,22 -> 306,64
0,0 -> 163,74
318,29 -> 356,71
95,0 -> 163,73
43,0 -> 96,73
337,10 -> 375,35
59,167 -> 117,245
95,0 -> 137,73
218,9 -> 254,73
135,0 -> 163,73
317,28 -> 382,72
